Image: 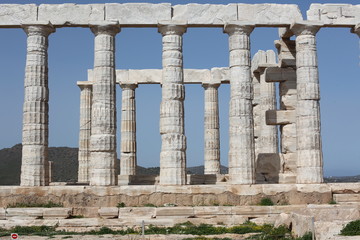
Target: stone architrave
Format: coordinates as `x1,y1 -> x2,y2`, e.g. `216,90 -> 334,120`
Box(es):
158,22 -> 187,185
224,23 -> 256,184
20,24 -> 55,186
203,83 -> 220,175
120,83 -> 138,177
77,81 -> 92,183
291,22 -> 323,184
89,23 -> 120,186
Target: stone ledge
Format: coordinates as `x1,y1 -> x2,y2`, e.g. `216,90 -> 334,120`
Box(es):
0,183 -> 344,207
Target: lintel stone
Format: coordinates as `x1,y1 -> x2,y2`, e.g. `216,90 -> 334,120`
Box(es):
106,3 -> 171,26
38,4 -> 104,26
307,4 -> 360,27
0,4 -> 37,27
265,67 -> 296,83
266,110 -> 296,125
172,4 -> 237,26
238,4 -> 303,26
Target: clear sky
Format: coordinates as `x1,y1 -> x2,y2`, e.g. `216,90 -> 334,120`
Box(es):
0,0 -> 359,176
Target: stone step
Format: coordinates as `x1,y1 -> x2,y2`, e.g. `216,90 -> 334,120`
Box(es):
334,194 -> 360,203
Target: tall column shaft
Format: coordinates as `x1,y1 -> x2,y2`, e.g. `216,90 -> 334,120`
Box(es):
203,84 -> 220,174
21,24 -> 55,186
224,24 -> 255,184
292,23 -> 323,183
77,82 -> 92,183
89,24 -> 120,186
158,23 -> 187,185
120,84 -> 137,176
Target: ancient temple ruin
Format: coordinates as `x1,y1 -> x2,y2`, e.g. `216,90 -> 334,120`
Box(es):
1,3 -> 358,187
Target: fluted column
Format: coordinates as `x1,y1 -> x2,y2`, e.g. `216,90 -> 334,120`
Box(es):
77,81 -> 92,183
120,83 -> 137,177
21,24 -> 55,186
291,22 -> 323,183
203,83 -> 220,175
89,23 -> 120,186
158,23 -> 187,185
224,23 -> 255,184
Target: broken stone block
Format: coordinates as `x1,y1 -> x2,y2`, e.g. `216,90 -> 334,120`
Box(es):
98,207 -> 119,219
43,208 -> 72,219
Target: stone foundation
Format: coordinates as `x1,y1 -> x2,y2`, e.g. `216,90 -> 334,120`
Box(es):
1,183 -> 356,208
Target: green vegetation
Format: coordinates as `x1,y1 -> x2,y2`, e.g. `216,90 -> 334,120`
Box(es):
259,198 -> 274,206
116,202 -> 126,208
340,219 -> 360,236
329,199 -> 337,204
7,201 -> 63,208
0,223 -> 313,239
143,203 -> 157,207
183,237 -> 231,240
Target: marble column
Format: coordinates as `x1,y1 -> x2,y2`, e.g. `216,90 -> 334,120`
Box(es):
120,83 -> 137,177
291,22 -> 323,184
21,24 -> 55,186
158,23 -> 187,185
77,81 -> 92,183
203,83 -> 220,175
89,24 -> 120,186
224,23 -> 255,184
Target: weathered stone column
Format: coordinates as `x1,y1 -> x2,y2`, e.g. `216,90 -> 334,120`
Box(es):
203,83 -> 220,175
89,23 -> 120,186
158,22 -> 187,185
224,23 -> 255,184
291,22 -> 323,183
77,81 -> 92,183
21,24 -> 55,186
120,83 -> 137,178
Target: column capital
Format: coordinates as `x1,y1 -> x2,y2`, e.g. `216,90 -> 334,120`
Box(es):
77,81 -> 93,89
158,21 -> 187,36
202,82 -> 220,89
290,21 -> 323,36
223,22 -> 254,36
351,24 -> 360,37
22,23 -> 55,37
90,22 -> 120,36
120,83 -> 138,90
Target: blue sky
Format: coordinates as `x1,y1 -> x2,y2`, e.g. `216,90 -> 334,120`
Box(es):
0,0 -> 359,176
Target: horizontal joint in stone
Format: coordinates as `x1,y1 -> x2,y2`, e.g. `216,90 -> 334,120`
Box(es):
266,110 -> 296,125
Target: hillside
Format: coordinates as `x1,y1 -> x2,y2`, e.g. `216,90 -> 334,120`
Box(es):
0,144 -> 358,185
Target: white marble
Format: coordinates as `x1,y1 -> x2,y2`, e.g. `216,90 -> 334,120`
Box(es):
158,23 -> 187,185
224,23 -> 255,184
120,83 -> 137,178
77,81 -> 92,183
203,83 -> 220,174
21,24 -> 55,186
89,23 -> 120,186
291,22 -> 323,184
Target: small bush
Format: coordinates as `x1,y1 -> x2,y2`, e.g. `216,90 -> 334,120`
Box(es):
117,202 -> 126,208
143,203 -> 156,207
340,219 -> 360,236
329,200 -> 337,204
259,198 -> 274,206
